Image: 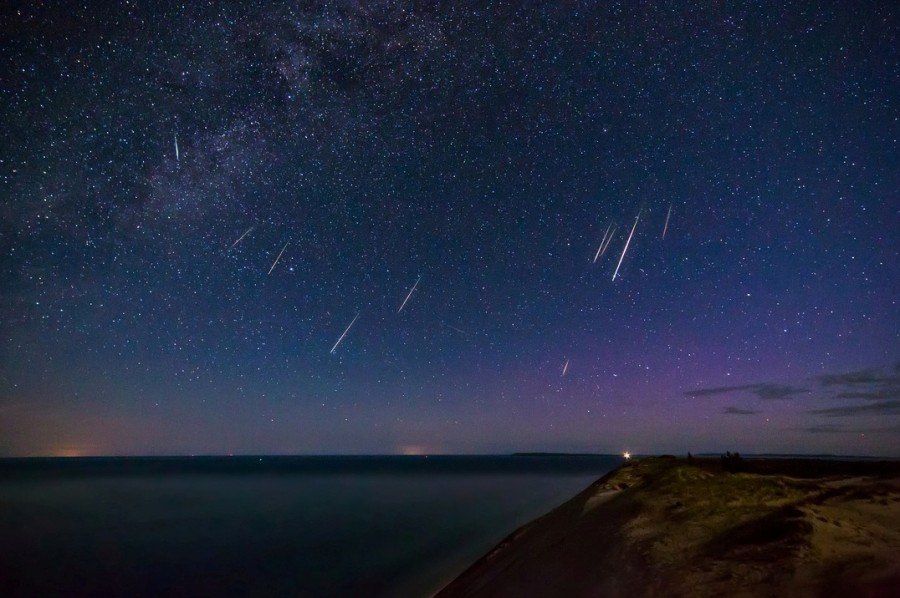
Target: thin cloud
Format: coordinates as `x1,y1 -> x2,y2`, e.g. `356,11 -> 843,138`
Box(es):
815,364 -> 900,400
723,407 -> 758,415
804,423 -> 900,434
808,400 -> 900,418
836,388 -> 900,401
685,385 -> 751,397
685,383 -> 808,400
754,384 -> 810,400
817,367 -> 893,386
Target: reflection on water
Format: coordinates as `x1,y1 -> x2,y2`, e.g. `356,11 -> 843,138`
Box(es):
0,456 -> 617,597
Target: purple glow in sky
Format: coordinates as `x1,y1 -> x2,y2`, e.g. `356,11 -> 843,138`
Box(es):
1,1 -> 898,456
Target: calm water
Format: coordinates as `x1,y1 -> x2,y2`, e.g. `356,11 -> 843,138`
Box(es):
0,456 -> 618,597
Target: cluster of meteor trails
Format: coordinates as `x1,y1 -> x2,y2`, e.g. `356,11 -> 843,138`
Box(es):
169,86 -> 659,377
576,205 -> 673,375
222,192 -> 673,368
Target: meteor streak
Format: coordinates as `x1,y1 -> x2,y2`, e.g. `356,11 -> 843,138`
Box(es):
330,312 -> 360,354
593,224 -> 612,263
267,241 -> 289,275
562,359 -> 569,376
397,276 -> 421,313
229,226 -> 254,250
174,132 -> 180,164
662,204 -> 672,239
612,212 -> 640,281
599,225 -> 617,258
442,323 -> 470,335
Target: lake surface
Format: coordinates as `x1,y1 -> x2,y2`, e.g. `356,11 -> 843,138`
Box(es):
0,455 -> 618,597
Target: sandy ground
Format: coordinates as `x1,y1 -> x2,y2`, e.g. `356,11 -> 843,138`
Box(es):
437,457 -> 900,597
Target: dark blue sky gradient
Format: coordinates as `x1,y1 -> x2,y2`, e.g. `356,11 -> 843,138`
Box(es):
1,1 -> 898,456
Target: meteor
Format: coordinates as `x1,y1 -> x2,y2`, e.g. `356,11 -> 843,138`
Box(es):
397,276 -> 421,313
174,132 -> 180,164
442,323 -> 470,335
662,204 -> 672,239
229,226 -> 254,250
330,312 -> 360,354
267,241 -> 289,275
562,359 -> 569,376
612,212 -> 640,281
593,224 -> 612,263
599,225 -> 617,258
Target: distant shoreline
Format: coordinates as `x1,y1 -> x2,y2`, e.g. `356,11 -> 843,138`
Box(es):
511,452 -> 617,457
0,454 -> 621,479
0,451 -> 896,460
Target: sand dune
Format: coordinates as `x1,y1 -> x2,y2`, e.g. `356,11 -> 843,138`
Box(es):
438,456 -> 900,597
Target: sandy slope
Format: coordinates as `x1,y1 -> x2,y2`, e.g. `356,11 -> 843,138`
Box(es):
437,456 -> 900,597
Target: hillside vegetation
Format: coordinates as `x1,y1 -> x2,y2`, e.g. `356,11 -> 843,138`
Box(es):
438,456 -> 900,597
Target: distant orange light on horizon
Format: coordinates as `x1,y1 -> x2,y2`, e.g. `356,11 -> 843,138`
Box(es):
49,446 -> 96,458
399,445 -> 435,456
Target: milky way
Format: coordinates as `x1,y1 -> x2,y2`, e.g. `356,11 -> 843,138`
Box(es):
1,1 -> 897,456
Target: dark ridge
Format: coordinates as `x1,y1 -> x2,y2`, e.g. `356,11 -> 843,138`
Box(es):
686,456 -> 900,478
438,456 -> 900,597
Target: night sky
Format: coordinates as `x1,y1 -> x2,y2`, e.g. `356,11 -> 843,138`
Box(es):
2,1 -> 898,457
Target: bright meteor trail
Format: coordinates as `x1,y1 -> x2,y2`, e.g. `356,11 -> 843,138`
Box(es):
612,212 -> 640,281
599,225 -> 616,258
593,225 -> 611,263
397,276 -> 421,313
267,241 -> 289,275
662,204 -> 672,239
229,226 -> 254,250
330,312 -> 360,354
